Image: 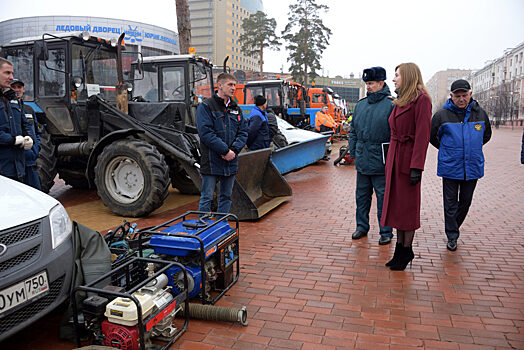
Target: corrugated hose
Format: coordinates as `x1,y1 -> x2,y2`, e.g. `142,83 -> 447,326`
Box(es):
179,303 -> 248,326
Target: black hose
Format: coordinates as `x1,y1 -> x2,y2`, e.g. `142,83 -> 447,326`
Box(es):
334,146 -> 349,166
179,304 -> 248,326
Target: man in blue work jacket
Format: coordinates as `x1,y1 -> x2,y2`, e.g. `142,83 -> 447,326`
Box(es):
11,78 -> 41,189
196,72 -> 248,215
349,66 -> 394,245
0,58 -> 33,182
430,79 -> 492,251
246,95 -> 271,150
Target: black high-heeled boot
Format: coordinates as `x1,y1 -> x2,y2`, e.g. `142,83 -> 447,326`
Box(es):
385,242 -> 402,267
390,246 -> 414,271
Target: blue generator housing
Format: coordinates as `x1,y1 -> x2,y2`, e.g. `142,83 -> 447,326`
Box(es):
147,213 -> 240,304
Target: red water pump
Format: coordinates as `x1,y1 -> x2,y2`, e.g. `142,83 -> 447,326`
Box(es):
101,320 -> 140,350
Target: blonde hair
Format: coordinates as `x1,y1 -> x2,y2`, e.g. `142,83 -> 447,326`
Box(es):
394,63 -> 431,107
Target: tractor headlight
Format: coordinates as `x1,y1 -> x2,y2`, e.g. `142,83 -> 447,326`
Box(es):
80,31 -> 90,41
49,204 -> 72,249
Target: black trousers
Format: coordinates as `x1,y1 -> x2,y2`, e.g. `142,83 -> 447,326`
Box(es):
442,178 -> 478,240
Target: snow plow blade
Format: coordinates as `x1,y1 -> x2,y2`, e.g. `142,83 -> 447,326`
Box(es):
230,148 -> 292,220
271,134 -> 330,175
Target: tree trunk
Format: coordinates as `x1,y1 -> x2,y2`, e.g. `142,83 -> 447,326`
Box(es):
259,45 -> 264,76
176,0 -> 191,54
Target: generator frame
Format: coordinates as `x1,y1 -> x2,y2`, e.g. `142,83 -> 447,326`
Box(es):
71,257 -> 189,350
138,211 -> 240,305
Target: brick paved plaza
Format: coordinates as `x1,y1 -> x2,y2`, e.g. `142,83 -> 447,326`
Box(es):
1,127 -> 523,349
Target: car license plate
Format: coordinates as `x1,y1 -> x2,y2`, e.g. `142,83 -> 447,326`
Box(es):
0,271 -> 49,316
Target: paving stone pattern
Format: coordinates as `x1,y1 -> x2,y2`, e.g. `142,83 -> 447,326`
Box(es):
1,128 -> 522,350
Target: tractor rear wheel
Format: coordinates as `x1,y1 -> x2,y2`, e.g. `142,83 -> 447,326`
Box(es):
94,139 -> 170,217
37,131 -> 58,193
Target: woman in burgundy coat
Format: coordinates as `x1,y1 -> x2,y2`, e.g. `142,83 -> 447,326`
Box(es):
381,62 -> 432,271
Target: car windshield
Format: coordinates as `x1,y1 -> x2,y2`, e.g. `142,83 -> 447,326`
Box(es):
72,44 -> 119,101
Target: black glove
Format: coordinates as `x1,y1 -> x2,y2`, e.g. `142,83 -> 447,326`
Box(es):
410,168 -> 422,185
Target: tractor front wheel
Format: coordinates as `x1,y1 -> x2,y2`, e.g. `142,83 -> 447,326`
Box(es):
94,139 -> 170,217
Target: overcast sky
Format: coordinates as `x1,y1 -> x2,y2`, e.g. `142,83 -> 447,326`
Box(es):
2,0 -> 523,84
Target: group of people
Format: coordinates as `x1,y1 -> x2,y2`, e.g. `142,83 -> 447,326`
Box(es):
349,63 -> 491,271
0,57 -> 41,190
195,66 -> 494,272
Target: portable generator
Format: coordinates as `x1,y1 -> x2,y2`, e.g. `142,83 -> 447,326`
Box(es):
72,258 -> 189,350
141,211 -> 240,304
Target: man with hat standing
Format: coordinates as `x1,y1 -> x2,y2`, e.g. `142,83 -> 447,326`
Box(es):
430,79 -> 491,251
349,66 -> 394,245
11,78 -> 41,190
246,95 -> 271,151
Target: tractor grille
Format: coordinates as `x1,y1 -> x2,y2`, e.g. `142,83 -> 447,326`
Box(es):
0,275 -> 65,335
0,221 -> 41,246
0,245 -> 41,274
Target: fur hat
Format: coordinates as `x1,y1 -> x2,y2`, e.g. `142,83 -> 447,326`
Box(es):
362,67 -> 386,82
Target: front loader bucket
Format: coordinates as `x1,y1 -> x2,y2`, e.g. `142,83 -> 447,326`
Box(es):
230,149 -> 292,220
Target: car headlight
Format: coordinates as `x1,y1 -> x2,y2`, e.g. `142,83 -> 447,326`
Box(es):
49,204 -> 72,249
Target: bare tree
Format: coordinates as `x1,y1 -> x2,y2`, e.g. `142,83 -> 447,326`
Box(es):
176,0 -> 191,54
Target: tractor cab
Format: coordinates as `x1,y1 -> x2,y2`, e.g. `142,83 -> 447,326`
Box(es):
129,55 -> 214,132
1,32 -> 126,137
235,80 -> 309,128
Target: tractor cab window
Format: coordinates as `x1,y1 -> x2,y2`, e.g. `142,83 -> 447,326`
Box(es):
245,86 -> 263,104
72,44 -> 119,101
162,67 -> 185,101
265,86 -> 281,107
191,62 -> 212,99
133,65 -> 159,102
312,93 -> 323,104
4,47 -> 34,101
39,48 -> 66,97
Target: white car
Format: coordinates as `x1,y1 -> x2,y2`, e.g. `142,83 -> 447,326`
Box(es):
0,176 -> 73,341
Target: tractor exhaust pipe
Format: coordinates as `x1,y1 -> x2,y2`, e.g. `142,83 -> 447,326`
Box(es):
223,56 -> 229,72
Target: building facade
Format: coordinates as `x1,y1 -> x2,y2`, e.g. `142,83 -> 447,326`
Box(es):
471,42 -> 524,126
0,16 -> 179,56
426,69 -> 472,114
189,0 -> 263,71
311,75 -> 365,112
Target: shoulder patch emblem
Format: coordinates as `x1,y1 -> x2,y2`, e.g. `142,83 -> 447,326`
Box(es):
474,123 -> 482,131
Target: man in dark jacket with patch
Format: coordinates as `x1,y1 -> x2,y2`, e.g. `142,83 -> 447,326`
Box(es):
0,58 -> 33,182
247,95 -> 271,150
430,79 -> 491,251
349,66 -> 394,245
196,72 -> 248,215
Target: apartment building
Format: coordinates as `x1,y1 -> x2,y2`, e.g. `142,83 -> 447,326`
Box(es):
426,69 -> 472,114
189,0 -> 263,71
471,42 -> 524,125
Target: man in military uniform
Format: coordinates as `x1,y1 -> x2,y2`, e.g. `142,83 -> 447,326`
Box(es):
349,67 -> 394,245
